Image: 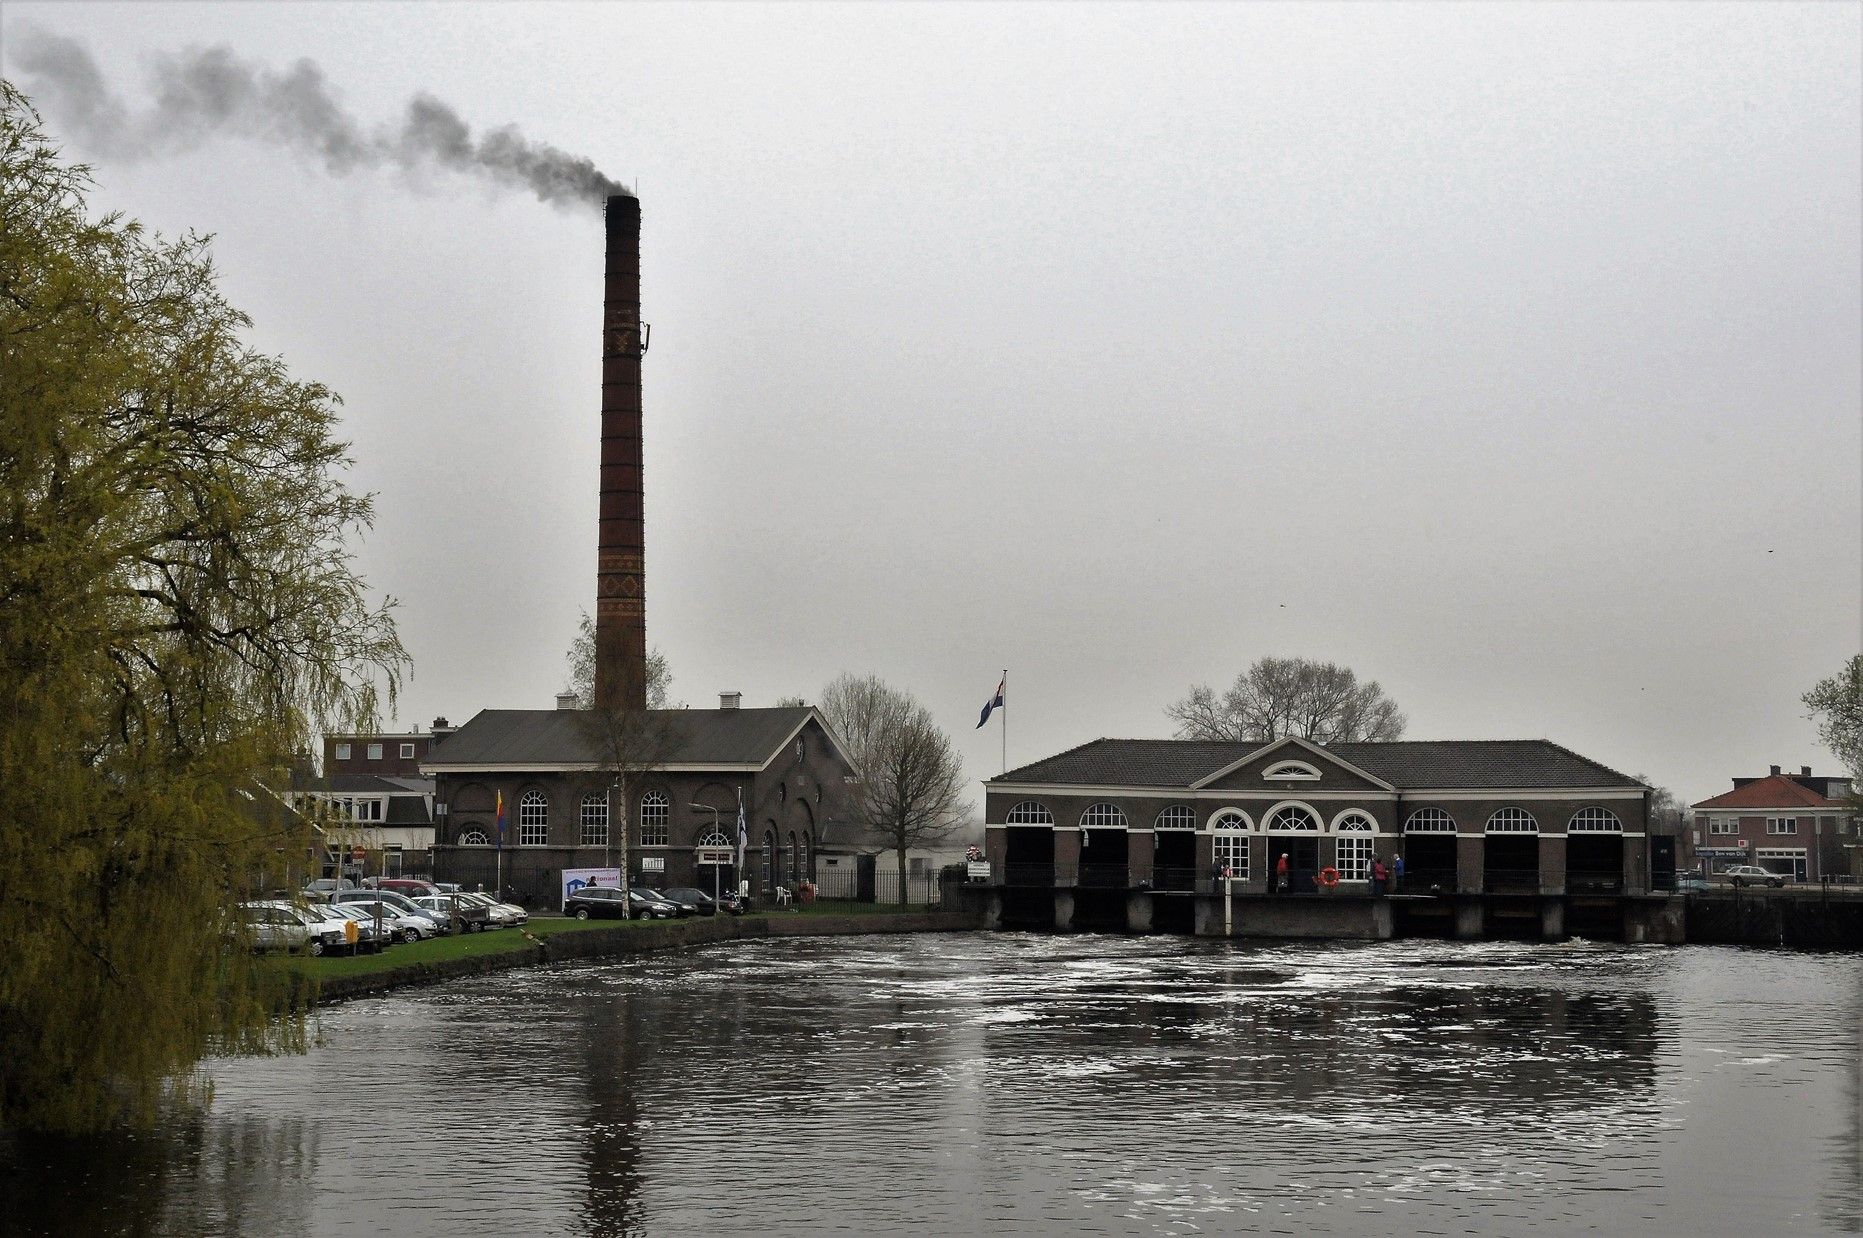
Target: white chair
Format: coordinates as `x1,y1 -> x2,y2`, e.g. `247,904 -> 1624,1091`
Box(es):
774,886 -> 793,907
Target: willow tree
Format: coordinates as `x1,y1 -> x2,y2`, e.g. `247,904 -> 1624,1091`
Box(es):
0,83 -> 404,1131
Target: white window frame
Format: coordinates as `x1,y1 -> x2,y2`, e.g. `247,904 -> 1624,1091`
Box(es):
1336,834 -> 1374,882
580,794 -> 610,847
1709,816 -> 1738,836
1767,816 -> 1798,836
334,743 -> 352,761
400,742 -> 416,759
1568,807 -> 1623,833
640,791 -> 670,846
1080,802 -> 1129,829
1262,761 -> 1322,781
458,829 -> 489,847
1404,807 -> 1458,834
1485,807 -> 1539,835
1155,805 -> 1195,830
1212,829 -> 1249,881
1005,801 -> 1054,826
367,743 -> 383,761
518,790 -> 549,846
1264,804 -> 1320,833
1206,807 -> 1254,832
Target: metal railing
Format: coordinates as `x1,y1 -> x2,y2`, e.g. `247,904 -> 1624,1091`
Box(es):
1566,869 -> 1625,895
1481,868 -> 1545,895
1398,867 -> 1459,894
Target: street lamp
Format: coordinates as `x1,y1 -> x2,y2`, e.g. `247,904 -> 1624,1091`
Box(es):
691,802 -> 724,904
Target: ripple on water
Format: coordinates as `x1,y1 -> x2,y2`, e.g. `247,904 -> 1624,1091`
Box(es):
4,935 -> 1862,1236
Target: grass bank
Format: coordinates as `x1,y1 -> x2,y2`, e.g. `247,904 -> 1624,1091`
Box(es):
281,902 -> 978,1002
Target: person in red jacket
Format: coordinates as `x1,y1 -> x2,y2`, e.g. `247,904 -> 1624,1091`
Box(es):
1275,852 -> 1290,894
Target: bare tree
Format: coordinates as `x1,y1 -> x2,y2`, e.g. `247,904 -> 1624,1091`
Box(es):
1635,776 -> 1687,831
564,610 -> 675,709
819,673 -> 970,904
575,698 -> 679,904
1168,657 -> 1406,744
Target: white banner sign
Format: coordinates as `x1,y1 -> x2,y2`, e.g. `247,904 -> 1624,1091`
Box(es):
562,867 -> 622,909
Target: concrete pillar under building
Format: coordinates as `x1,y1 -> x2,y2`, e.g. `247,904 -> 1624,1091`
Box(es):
1194,894 -> 1222,937
981,889 -> 1003,931
1054,889 -> 1075,932
1126,891 -> 1153,934
1540,899 -> 1566,941
1455,899 -> 1485,939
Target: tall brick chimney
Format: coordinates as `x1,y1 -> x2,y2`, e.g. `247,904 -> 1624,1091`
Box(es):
595,194 -> 648,713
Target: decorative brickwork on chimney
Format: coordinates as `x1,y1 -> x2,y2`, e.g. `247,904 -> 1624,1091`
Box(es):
595,194 -> 648,712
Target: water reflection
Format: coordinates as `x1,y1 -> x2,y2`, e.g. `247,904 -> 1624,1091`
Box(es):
3,935 -> 1861,1236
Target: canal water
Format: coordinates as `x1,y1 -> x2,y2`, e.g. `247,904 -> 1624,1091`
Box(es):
4,933 -> 1862,1236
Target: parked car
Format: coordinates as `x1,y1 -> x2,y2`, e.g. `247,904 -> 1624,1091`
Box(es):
335,897 -> 440,944
626,888 -> 683,920
711,889 -> 750,916
1718,865 -> 1786,889
564,887 -> 631,920
303,877 -> 358,896
327,904 -> 390,952
236,902 -> 311,953
367,877 -> 441,899
334,888 -> 449,934
276,901 -> 364,956
410,893 -> 490,932
457,891 -> 528,927
658,887 -> 718,917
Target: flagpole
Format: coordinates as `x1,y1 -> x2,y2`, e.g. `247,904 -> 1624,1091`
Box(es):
1001,667 -> 1007,776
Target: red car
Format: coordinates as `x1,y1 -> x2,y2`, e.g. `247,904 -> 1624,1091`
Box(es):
369,877 -> 440,899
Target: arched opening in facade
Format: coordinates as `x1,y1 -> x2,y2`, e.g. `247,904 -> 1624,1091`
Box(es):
1333,811 -> 1376,883
1402,808 -> 1459,890
1209,809 -> 1251,888
1566,807 -> 1625,893
1483,807 -> 1540,892
1078,802 -> 1129,887
761,827 -> 776,892
1153,805 -> 1197,891
1002,800 -> 1055,885
1264,803 -> 1321,892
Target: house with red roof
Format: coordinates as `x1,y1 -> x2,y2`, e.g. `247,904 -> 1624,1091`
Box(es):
1690,766 -> 1859,882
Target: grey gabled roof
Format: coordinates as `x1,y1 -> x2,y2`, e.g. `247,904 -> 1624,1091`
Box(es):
992,738 -> 1641,791
424,707 -> 816,769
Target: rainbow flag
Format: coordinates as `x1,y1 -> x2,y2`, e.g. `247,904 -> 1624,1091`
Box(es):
495,789 -> 506,847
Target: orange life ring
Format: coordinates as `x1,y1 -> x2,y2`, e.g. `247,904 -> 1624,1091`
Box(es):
1317,867 -> 1341,890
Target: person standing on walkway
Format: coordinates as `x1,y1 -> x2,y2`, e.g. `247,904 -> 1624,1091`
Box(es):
1392,853 -> 1405,894
1275,852 -> 1290,894
1371,856 -> 1388,896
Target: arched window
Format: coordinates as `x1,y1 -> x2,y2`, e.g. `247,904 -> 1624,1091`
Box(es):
1569,807 -> 1624,833
1155,805 -> 1195,830
803,830 -> 813,882
580,794 -> 609,847
639,791 -> 670,846
1266,805 -> 1319,832
457,829 -> 489,847
762,829 -> 776,889
697,831 -> 730,849
1486,807 -> 1539,834
1080,803 -> 1128,829
1263,761 -> 1322,780
788,832 -> 800,887
1334,812 -> 1375,881
518,790 -> 549,846
1404,807 -> 1458,834
1005,801 -> 1054,825
1210,810 -> 1249,881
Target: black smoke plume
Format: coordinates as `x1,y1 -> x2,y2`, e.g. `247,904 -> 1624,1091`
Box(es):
10,31 -> 629,209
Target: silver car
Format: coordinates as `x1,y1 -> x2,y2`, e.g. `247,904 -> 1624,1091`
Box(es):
1718,864 -> 1786,889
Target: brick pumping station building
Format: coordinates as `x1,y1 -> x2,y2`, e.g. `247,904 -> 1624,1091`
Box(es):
978,734 -> 1678,941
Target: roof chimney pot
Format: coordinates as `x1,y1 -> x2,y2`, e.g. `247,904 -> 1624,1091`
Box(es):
720,691 -> 741,711
1802,766 -> 1813,777
1770,764 -> 1782,776
557,692 -> 581,711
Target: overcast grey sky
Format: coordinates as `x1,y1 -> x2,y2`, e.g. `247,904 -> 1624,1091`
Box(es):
6,2 -> 1859,806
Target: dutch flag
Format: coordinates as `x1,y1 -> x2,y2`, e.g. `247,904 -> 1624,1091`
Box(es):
977,675 -> 1005,729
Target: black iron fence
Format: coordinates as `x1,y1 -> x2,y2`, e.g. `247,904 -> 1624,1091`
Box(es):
1566,869 -> 1625,895
812,863 -> 944,907
1482,868 -> 1545,895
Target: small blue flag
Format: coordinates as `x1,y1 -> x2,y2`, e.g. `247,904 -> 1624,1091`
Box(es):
977,676 -> 1005,729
